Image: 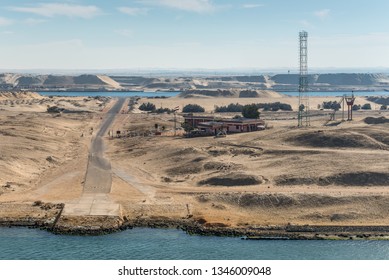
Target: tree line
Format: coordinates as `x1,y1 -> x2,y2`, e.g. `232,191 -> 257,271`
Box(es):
215,102 -> 292,112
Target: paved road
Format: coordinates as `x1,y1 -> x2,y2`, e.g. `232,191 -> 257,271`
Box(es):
83,98 -> 126,193
61,98 -> 126,217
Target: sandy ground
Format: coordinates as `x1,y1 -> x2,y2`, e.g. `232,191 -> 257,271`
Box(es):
106,96 -> 389,228
0,93 -> 113,219
2,92 -> 389,232
139,95 -> 380,112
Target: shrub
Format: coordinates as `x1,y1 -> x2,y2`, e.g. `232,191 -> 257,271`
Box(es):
154,107 -> 173,114
361,103 -> 372,110
279,103 -> 293,111
380,105 -> 388,110
322,101 -> 341,111
242,104 -> 260,119
139,102 -> 156,111
215,102 -> 292,112
215,103 -> 243,112
182,104 -> 205,113
47,106 -> 64,113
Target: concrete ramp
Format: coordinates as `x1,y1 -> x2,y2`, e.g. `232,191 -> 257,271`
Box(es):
62,194 -> 121,216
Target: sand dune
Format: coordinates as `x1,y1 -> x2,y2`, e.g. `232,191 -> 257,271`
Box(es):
97,75 -> 123,89
0,91 -> 42,100
1,73 -> 389,92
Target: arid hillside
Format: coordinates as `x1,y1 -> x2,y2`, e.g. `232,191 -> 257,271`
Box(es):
1,91 -> 389,237
105,106 -> 389,228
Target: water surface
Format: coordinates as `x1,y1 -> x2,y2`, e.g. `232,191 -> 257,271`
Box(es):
39,91 -> 180,98
1,227 -> 389,260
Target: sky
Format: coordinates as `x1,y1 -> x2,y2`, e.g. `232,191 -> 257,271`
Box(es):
0,0 -> 388,71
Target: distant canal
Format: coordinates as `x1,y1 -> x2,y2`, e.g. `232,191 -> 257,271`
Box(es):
39,91 -> 181,98
38,91 -> 389,98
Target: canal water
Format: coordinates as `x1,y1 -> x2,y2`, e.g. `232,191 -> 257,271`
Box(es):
38,91 -> 389,98
39,91 -> 180,98
1,227 -> 388,260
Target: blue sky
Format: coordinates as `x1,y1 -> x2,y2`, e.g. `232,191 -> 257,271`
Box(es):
0,0 -> 388,70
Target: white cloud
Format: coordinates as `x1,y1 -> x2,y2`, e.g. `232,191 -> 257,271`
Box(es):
114,29 -> 133,37
139,0 -> 216,13
243,4 -> 264,9
314,9 -> 330,20
118,7 -> 149,16
9,3 -> 101,19
0,17 -> 13,26
2,31 -> 14,35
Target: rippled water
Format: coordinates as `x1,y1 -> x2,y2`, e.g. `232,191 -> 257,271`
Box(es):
1,227 -> 389,260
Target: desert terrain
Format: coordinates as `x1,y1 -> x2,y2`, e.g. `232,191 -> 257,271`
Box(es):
1,90 -> 389,239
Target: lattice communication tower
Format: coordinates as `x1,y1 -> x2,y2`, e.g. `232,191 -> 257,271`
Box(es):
298,31 -> 310,127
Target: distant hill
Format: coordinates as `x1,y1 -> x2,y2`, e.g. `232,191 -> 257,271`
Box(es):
0,73 -> 388,92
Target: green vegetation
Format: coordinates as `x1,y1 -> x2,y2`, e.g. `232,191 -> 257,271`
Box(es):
322,101 -> 341,111
258,102 -> 292,111
215,102 -> 292,113
361,103 -> 372,110
139,102 -> 174,114
139,102 -> 156,111
215,103 -> 243,112
182,104 -> 205,113
242,104 -> 260,119
154,107 -> 174,114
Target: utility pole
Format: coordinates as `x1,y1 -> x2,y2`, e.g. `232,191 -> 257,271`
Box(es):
173,106 -> 179,136
174,111 -> 177,136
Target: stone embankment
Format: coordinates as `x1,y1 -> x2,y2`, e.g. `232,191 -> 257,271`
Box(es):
4,213 -> 389,240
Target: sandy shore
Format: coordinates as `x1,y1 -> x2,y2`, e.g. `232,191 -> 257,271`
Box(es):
1,92 -> 389,238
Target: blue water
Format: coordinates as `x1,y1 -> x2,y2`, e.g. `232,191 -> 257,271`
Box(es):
39,91 -> 388,98
282,91 -> 389,97
1,227 -> 389,260
39,91 -> 180,98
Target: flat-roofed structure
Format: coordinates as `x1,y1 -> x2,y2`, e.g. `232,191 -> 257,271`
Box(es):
183,114 -> 265,136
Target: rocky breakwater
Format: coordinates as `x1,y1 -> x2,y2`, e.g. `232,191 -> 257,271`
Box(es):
52,215 -> 125,235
